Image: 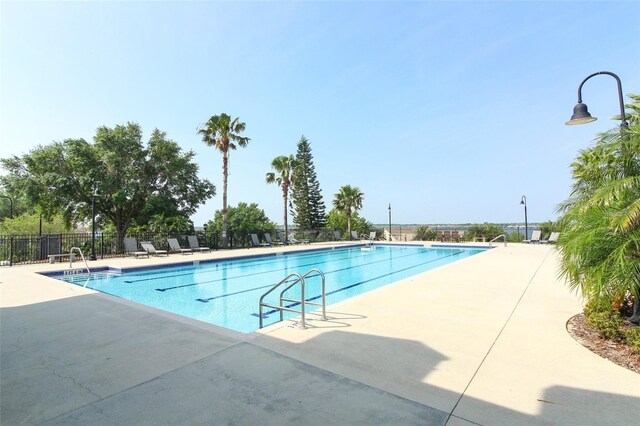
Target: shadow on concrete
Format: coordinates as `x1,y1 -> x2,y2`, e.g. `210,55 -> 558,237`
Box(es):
2,294 -> 639,425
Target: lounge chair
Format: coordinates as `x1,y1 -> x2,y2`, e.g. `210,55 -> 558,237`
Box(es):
333,230 -> 344,241
351,231 -> 359,240
124,237 -> 149,258
251,233 -> 270,247
140,241 -> 169,256
524,230 -> 542,244
368,231 -> 376,241
288,233 -> 309,245
167,238 -> 193,254
542,232 -> 560,244
264,233 -> 284,245
188,235 -> 210,253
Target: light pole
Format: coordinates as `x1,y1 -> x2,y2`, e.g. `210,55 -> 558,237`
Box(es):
90,185 -> 99,261
388,204 -> 392,242
203,223 -> 208,247
0,195 -> 12,218
566,71 -> 628,129
520,195 -> 528,241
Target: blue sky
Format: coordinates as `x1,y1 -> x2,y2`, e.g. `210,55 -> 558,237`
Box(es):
2,1 -> 639,226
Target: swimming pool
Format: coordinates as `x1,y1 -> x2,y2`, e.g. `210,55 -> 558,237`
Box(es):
46,244 -> 487,333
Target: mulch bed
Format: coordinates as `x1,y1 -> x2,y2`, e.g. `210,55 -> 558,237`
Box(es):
566,314 -> 640,374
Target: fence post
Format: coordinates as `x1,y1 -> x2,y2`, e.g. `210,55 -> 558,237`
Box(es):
9,236 -> 13,267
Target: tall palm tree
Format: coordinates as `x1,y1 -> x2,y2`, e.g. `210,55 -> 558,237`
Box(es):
333,185 -> 364,240
198,113 -> 250,248
266,155 -> 298,244
557,95 -> 640,324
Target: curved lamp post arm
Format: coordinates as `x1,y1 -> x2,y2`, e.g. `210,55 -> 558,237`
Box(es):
568,71 -> 628,128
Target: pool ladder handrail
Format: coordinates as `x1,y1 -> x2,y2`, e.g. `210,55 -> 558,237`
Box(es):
258,269 -> 326,329
69,246 -> 91,277
488,235 -> 507,247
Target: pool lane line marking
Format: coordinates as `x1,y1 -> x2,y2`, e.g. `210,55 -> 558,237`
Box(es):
125,246 -> 371,283
196,249 -> 465,306
253,250 -> 467,318
131,250 -> 360,286
158,247 -> 442,293
131,243 -> 424,285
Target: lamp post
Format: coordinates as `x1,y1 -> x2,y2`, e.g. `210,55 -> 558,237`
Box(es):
520,195 -> 528,241
566,71 -> 628,129
90,185 -> 99,261
0,195 -> 12,218
203,223 -> 208,247
388,204 -> 392,242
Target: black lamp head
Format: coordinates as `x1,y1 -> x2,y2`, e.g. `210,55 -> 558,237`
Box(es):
566,102 -> 597,125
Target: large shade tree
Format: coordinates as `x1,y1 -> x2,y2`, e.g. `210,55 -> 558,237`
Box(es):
266,155 -> 298,244
0,122 -> 215,244
332,185 -> 364,240
557,94 -> 640,324
198,113 -> 250,248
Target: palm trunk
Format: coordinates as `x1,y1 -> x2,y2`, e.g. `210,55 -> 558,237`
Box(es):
630,288 -> 640,325
222,151 -> 229,248
347,209 -> 352,240
283,184 -> 288,244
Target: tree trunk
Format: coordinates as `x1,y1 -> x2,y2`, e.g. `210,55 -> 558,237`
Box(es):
283,184 -> 289,244
347,209 -> 352,240
630,288 -> 640,325
222,151 -> 229,248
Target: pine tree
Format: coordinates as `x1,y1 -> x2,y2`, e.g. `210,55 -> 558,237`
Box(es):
291,136 -> 326,230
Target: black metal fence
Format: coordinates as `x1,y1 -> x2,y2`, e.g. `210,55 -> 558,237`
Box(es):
0,228 -> 345,266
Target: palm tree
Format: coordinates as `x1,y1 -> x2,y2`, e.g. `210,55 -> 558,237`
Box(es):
266,155 -> 298,244
333,185 -> 364,240
557,95 -> 640,324
198,113 -> 250,248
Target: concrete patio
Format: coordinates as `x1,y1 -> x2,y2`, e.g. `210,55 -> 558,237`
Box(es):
1,242 -> 638,425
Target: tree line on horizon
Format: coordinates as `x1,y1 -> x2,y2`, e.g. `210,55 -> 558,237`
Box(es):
0,114 -> 369,244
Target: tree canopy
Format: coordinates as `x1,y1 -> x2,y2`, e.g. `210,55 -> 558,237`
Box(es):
332,185 -> 364,238
206,202 -> 275,246
0,122 -> 215,239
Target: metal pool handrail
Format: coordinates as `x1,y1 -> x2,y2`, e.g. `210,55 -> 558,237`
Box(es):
488,235 -> 507,247
258,269 -> 327,329
70,247 -> 91,275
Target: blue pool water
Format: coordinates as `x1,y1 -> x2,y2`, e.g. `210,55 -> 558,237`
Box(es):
46,244 -> 487,333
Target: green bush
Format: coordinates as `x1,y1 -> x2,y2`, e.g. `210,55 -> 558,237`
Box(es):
413,225 -> 436,241
585,311 -> 625,340
624,327 -> 640,353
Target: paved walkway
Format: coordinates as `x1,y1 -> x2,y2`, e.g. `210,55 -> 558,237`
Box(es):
1,243 -> 638,425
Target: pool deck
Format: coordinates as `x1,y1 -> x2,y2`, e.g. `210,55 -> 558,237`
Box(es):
1,242 -> 638,425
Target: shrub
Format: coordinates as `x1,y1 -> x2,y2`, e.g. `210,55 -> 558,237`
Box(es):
413,225 -> 436,241
583,297 -> 625,340
585,311 -> 625,340
623,327 -> 640,353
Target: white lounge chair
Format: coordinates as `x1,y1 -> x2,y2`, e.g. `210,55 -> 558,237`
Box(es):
524,230 -> 542,244
333,230 -> 344,241
167,238 -> 193,254
140,241 -> 169,256
351,231 -> 359,240
542,232 -> 560,244
251,233 -> 270,247
188,235 -> 210,252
